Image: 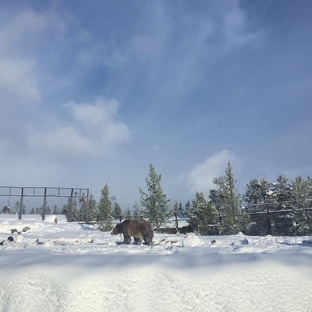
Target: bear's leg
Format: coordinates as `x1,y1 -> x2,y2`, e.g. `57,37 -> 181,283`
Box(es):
123,234 -> 131,244
134,238 -> 142,245
144,237 -> 153,246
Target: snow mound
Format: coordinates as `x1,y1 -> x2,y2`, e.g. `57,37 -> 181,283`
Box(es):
183,233 -> 200,247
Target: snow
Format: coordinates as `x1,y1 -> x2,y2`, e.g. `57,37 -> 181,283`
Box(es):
1,216 -> 312,312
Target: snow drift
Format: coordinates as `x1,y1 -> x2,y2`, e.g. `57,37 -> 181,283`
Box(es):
0,217 -> 312,312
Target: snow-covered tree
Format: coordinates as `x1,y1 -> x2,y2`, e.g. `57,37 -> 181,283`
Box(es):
133,202 -> 141,219
124,207 -> 132,220
187,192 -> 218,235
244,179 -> 273,207
98,183 -> 113,231
243,179 -> 273,235
172,201 -> 180,215
271,175 -> 293,235
178,201 -> 184,216
112,201 -> 122,219
53,204 -> 60,215
78,195 -> 88,222
87,193 -> 98,222
139,164 -> 171,229
211,162 -> 248,234
291,176 -> 311,235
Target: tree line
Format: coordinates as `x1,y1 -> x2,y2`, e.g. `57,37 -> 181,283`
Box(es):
2,163 -> 311,236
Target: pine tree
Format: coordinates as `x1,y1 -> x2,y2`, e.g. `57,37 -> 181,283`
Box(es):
291,176 -> 311,235
124,207 -> 132,220
98,183 -> 113,231
139,164 -> 171,229
112,202 -> 123,219
188,192 -> 218,235
87,193 -> 98,222
46,206 -> 51,215
178,201 -> 184,216
78,195 -> 88,222
271,175 -> 293,235
133,202 -> 141,219
53,204 -> 60,215
243,179 -> 273,235
173,201 -> 180,215
211,162 -> 248,234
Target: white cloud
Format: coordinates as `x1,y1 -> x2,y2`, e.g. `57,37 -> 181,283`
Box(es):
0,59 -> 40,106
186,150 -> 237,194
29,97 -> 130,158
66,97 -> 119,126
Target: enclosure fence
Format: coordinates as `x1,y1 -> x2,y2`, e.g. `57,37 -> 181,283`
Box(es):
0,186 -> 89,221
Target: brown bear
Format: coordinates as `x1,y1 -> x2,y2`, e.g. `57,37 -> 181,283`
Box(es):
111,219 -> 154,246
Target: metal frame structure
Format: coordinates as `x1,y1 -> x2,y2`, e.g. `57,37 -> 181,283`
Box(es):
0,186 -> 89,221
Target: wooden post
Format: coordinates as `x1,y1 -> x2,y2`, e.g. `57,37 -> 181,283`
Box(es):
42,187 -> 47,221
68,188 -> 74,222
266,203 -> 272,235
18,187 -> 24,220
174,212 -> 178,233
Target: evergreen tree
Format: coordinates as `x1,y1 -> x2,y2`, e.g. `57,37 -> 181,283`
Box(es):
61,203 -> 69,220
78,195 -> 88,222
87,193 -> 98,222
188,192 -> 218,235
178,201 -> 184,216
112,202 -> 123,219
291,176 -> 311,235
185,200 -> 191,215
71,195 -> 79,222
271,175 -> 293,235
53,204 -> 60,215
46,206 -> 51,215
13,201 -> 20,214
133,202 -> 141,219
139,164 -> 171,229
211,162 -> 248,234
30,207 -> 35,214
124,207 -> 132,220
98,183 -> 113,231
244,179 -> 273,235
2,206 -> 11,214
173,201 -> 180,215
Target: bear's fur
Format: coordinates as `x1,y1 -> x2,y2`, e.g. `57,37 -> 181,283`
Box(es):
111,219 -> 154,246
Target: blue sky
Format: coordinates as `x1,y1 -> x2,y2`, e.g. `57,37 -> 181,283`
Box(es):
0,0 -> 311,209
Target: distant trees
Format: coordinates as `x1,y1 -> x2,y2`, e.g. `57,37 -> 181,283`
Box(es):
2,162 -> 310,237
244,175 -> 312,235
97,183 -> 113,231
291,176 -> 312,235
139,164 -> 171,229
187,192 -> 218,235
210,162 -> 249,235
133,202 -> 141,219
112,201 -> 122,219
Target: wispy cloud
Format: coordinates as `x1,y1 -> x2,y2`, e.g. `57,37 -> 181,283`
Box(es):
29,97 -> 130,158
186,150 -> 238,195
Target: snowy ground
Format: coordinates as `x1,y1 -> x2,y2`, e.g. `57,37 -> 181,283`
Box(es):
1,215 -> 312,312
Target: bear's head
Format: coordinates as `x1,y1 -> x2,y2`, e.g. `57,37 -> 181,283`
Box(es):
111,223 -> 123,235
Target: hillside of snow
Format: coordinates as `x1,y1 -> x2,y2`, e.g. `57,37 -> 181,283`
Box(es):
0,215 -> 312,312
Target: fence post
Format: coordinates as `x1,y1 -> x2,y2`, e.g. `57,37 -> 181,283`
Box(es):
266,203 -> 272,235
68,189 -> 74,222
42,187 -> 47,221
18,187 -> 24,220
174,213 -> 178,233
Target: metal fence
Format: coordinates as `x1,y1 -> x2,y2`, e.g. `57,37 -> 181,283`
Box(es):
0,186 -> 89,221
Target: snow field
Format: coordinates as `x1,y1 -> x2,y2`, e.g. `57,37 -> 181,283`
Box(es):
0,217 -> 312,311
